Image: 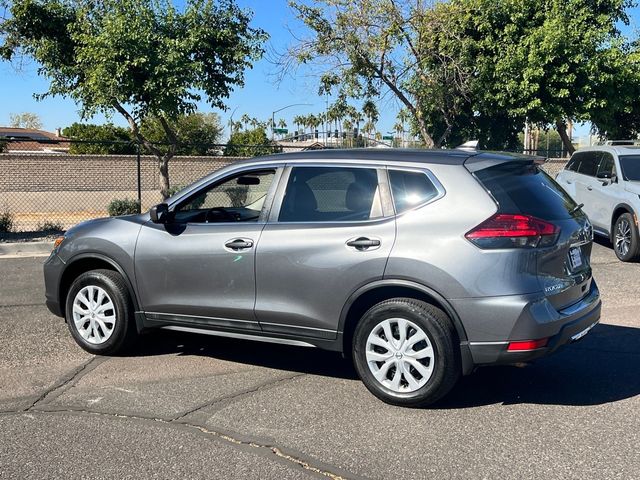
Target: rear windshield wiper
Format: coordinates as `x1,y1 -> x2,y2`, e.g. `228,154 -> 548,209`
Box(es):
570,203 -> 584,215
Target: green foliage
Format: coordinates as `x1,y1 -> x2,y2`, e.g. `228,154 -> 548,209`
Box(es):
107,198 -> 140,216
1,0 -> 267,198
37,220 -> 64,232
140,113 -> 223,155
9,112 -> 42,129
0,208 -> 14,233
224,127 -> 278,157
425,0 -> 638,150
62,123 -> 136,154
288,0 -> 639,150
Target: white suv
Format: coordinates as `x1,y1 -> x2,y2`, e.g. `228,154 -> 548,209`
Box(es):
556,146 -> 640,261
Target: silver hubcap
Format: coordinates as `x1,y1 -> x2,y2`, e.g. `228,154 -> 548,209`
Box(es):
72,286 -> 116,345
365,318 -> 435,393
615,219 -> 632,257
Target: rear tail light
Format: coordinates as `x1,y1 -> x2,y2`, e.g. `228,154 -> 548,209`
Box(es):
507,338 -> 549,351
465,213 -> 559,249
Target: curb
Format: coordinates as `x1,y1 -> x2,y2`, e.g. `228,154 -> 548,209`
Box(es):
0,241 -> 53,257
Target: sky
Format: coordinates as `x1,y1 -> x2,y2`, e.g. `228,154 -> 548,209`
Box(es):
1,0 -> 640,141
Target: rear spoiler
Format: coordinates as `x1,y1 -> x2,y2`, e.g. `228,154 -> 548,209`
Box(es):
464,151 -> 546,173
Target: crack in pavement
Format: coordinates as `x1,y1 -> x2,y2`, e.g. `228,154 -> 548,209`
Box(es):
0,408 -> 363,480
170,372 -> 307,422
23,356 -> 108,411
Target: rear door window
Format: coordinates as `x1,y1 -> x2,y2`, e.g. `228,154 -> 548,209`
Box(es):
389,170 -> 441,213
278,166 -> 383,222
575,152 -> 599,177
596,152 -> 616,178
475,162 -> 579,221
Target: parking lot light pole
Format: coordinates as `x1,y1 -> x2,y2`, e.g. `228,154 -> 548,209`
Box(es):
271,103 -> 312,140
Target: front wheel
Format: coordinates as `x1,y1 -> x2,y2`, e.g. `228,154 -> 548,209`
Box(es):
65,269 -> 138,355
613,213 -> 640,262
352,298 -> 460,407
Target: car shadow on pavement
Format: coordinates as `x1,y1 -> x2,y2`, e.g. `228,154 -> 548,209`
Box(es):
127,323 -> 639,407
131,330 -> 360,380
438,323 -> 640,408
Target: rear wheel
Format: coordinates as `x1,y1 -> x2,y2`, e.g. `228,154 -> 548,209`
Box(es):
65,269 -> 137,355
613,213 -> 640,262
353,298 -> 460,407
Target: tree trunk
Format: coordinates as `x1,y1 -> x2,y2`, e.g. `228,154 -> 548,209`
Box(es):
555,119 -> 575,157
159,156 -> 172,200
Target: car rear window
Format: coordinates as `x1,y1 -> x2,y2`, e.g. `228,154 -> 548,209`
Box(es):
475,162 -> 579,220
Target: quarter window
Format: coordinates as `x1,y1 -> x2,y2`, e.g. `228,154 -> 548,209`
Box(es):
389,170 -> 440,213
278,166 -> 382,222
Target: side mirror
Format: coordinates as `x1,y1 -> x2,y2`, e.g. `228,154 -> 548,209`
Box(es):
150,203 -> 169,224
596,171 -> 612,179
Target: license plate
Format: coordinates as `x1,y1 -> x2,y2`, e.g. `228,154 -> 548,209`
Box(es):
569,247 -> 583,270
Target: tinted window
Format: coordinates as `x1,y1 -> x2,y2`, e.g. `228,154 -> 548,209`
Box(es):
565,155 -> 579,172
389,170 -> 440,213
475,162 -> 579,221
619,155 -> 640,181
575,152 -> 599,177
596,152 -> 616,177
174,170 -> 275,223
279,167 -> 382,222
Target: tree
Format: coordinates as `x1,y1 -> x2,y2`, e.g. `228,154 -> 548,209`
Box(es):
140,113 -> 223,155
9,112 -> 42,129
436,0 -> 637,153
62,122 -> 136,154
224,127 -> 276,157
1,0 -> 267,198
286,0 -> 475,147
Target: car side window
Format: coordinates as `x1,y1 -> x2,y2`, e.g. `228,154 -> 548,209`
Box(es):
173,169 -> 275,223
565,155 -> 580,172
575,152 -> 599,177
596,152 -> 616,177
389,170 -> 440,213
278,166 -> 382,222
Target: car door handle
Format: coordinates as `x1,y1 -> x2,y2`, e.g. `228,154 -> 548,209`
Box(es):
346,237 -> 381,251
224,238 -> 254,250
566,180 -> 572,184
587,185 -> 593,191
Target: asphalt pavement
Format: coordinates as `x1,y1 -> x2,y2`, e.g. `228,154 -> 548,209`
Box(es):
0,240 -> 638,479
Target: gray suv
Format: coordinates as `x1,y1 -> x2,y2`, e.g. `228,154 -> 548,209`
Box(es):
44,149 -> 601,407
556,146 -> 640,261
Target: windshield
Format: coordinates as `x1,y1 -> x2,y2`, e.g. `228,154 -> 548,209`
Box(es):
619,155 -> 640,181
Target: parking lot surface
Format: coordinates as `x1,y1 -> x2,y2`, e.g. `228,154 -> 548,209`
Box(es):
0,240 -> 639,479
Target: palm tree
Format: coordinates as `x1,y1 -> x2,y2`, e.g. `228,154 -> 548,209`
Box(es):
240,113 -> 251,130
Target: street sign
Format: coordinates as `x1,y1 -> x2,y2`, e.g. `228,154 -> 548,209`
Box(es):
274,128 -> 289,134
382,135 -> 394,140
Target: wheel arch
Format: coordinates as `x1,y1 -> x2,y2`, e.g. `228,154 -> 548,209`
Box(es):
610,203 -> 637,242
338,279 -> 474,375
59,253 -> 141,315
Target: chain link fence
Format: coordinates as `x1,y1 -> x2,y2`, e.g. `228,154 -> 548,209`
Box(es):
0,137 -> 568,237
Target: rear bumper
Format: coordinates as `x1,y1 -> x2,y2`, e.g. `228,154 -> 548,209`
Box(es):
463,281 -> 601,365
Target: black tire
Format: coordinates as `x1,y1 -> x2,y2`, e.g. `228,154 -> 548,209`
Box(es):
352,298 -> 460,408
613,213 -> 640,262
65,269 -> 138,355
